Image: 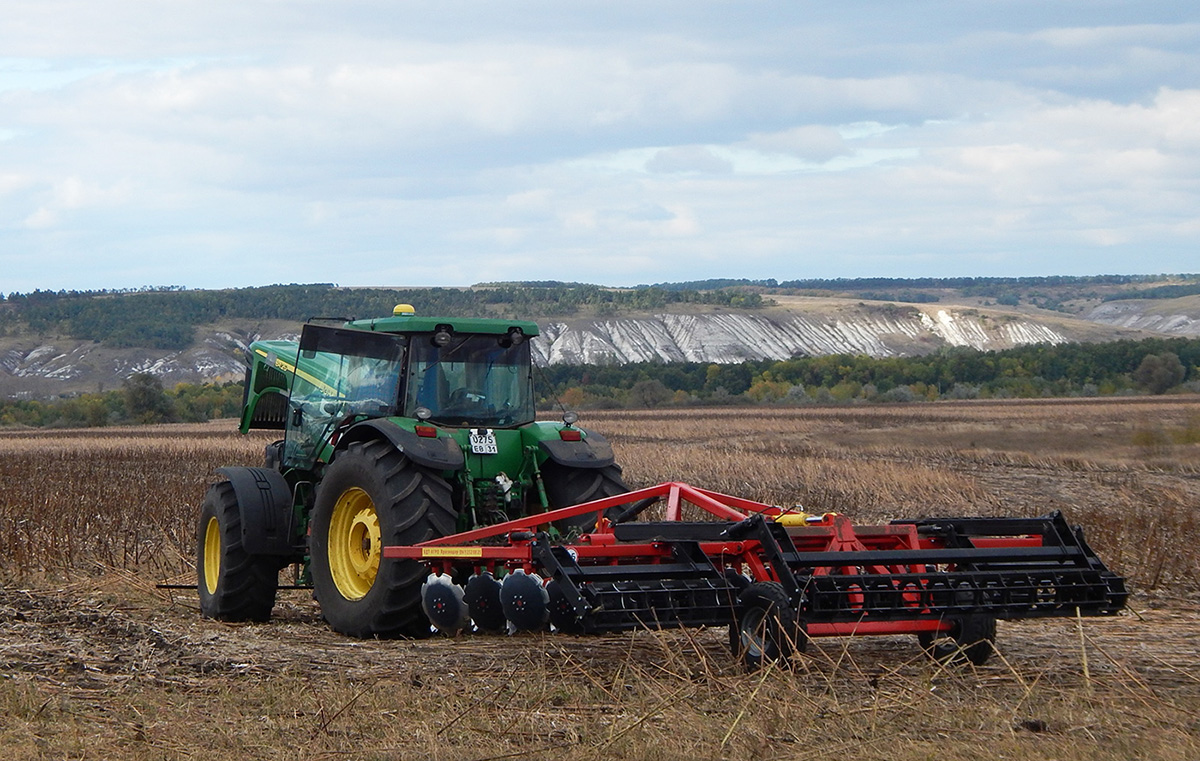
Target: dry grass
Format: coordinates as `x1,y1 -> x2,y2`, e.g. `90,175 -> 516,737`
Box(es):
1,398 -> 1199,759
596,399 -> 1200,591
0,422 -> 271,580
0,581 -> 1196,761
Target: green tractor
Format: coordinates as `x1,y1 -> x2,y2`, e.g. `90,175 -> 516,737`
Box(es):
197,305 -> 628,637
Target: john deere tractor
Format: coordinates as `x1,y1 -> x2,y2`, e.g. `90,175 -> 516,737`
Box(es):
197,305 -> 628,637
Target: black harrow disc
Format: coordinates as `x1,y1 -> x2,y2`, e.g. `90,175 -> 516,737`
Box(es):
547,580 -> 586,634
464,572 -> 506,632
500,571 -> 549,632
420,575 -> 470,634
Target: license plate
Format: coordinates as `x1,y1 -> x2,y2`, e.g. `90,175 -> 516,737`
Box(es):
469,429 -> 498,455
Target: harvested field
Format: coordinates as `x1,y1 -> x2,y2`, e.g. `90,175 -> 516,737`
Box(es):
1,397 -> 1199,760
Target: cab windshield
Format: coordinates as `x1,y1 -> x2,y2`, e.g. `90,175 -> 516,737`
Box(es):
404,334 -> 535,428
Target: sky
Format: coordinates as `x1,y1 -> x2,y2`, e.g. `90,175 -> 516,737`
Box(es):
1,1 -> 1198,293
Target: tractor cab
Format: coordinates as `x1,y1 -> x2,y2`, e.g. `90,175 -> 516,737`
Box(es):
239,306 -> 540,470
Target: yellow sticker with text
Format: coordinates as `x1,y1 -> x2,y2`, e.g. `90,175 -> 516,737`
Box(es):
421,547 -> 484,558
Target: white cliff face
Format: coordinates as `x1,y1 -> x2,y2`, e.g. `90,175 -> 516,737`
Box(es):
1085,301 -> 1200,336
531,308 -> 1069,365
3,344 -> 93,380
2,335 -> 252,394
117,348 -> 246,381
0,304 -> 1139,396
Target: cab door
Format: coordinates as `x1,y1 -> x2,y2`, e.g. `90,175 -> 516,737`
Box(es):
283,324 -> 407,469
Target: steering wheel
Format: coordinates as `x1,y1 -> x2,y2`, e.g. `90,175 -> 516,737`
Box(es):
445,387 -> 487,413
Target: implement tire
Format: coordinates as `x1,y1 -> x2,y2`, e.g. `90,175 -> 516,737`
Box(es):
197,481 -> 278,622
918,615 -> 996,666
311,440 -> 456,638
730,581 -> 805,670
541,462 -> 630,534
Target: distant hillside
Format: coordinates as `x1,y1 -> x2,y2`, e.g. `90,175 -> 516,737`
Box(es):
0,283 -> 764,352
3,276 -> 1199,399
649,273 -> 1200,306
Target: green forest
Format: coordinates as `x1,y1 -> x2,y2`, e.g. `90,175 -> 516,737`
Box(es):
2,337 -> 1197,429
537,337 -> 1199,409
0,283 -> 764,350
5,274 -> 1198,350
644,273 -> 1200,311
0,375 -> 245,428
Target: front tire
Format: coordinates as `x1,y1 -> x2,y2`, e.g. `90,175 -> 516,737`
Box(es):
541,462 -> 630,534
311,440 -> 456,638
197,481 -> 278,622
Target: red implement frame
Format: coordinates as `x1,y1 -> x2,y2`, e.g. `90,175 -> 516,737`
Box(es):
384,482 -> 1049,638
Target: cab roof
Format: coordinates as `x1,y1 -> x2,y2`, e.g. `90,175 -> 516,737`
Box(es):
344,312 -> 540,337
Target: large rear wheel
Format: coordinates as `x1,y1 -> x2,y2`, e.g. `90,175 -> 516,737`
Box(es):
311,440 -> 456,638
196,481 -> 279,622
540,462 -> 630,534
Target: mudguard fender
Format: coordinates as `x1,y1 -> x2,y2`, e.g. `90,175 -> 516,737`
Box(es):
215,466 -> 298,557
538,428 -> 616,469
338,419 -> 466,471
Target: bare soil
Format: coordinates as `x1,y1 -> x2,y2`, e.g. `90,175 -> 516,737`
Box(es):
2,578 -> 1197,761
2,398 -> 1199,759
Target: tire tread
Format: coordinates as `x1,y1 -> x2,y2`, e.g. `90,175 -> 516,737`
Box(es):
197,481 -> 278,622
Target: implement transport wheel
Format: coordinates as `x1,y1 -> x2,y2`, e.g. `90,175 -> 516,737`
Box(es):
917,615 -> 997,666
541,462 -> 630,534
730,581 -> 805,670
311,440 -> 456,638
197,481 -> 278,622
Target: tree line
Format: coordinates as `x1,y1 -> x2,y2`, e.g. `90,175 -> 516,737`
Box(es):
0,284 -> 764,350
0,375 -> 244,428
537,337 -> 1200,408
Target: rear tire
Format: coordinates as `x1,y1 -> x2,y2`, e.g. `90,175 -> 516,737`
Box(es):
917,615 -> 996,666
730,581 -> 805,670
311,440 -> 456,638
541,462 -> 630,534
197,481 -> 278,622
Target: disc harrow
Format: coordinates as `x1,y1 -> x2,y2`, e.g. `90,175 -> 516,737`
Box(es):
387,482 -> 1127,665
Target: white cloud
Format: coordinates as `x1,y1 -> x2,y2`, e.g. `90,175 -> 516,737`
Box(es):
1032,23 -> 1200,49
645,146 -> 733,174
743,125 -> 850,161
1,2 -> 1198,292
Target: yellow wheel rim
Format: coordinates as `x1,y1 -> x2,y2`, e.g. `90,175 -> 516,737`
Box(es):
203,516 -> 221,595
328,487 -> 382,601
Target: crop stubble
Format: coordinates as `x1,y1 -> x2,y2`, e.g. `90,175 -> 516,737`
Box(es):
0,399 -> 1198,760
